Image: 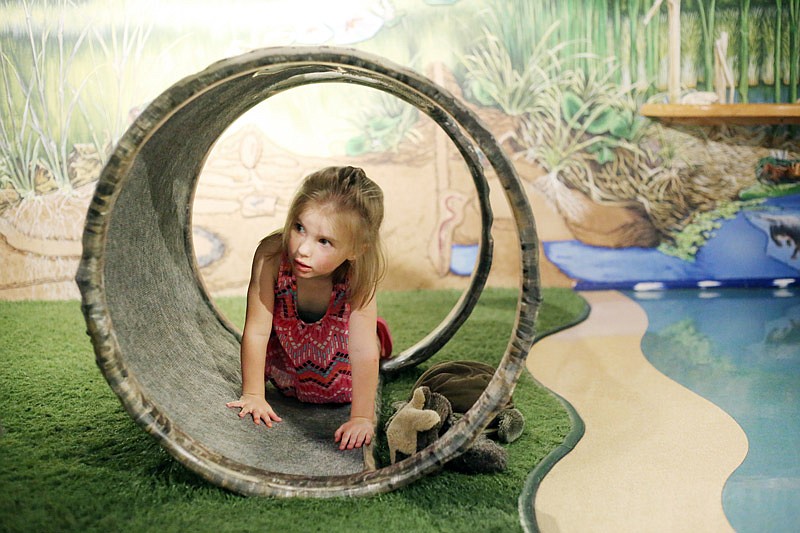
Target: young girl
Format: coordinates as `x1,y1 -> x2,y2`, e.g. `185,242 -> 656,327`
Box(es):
226,166 -> 392,451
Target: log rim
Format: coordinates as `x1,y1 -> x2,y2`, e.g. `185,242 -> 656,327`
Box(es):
75,46 -> 541,497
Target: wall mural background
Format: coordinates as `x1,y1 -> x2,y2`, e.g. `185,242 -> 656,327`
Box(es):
1,0 -> 798,299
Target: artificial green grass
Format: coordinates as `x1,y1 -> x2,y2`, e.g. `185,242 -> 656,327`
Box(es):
0,287 -> 586,533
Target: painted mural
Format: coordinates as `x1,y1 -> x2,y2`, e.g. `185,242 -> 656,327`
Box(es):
0,0 -> 798,300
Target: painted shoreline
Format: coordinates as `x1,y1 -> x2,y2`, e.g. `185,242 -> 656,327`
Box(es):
524,290 -> 748,532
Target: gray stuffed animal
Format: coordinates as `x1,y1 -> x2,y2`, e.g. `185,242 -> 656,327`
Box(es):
385,360 -> 525,474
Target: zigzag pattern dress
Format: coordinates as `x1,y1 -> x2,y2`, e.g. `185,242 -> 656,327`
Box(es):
265,255 -> 352,404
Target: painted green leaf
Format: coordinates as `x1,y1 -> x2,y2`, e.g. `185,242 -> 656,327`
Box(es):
367,116 -> 401,136
467,79 -> 496,107
612,110 -> 636,139
561,91 -> 584,121
595,146 -> 616,165
586,107 -> 630,138
620,113 -> 644,141
345,135 -> 369,156
585,108 -> 615,134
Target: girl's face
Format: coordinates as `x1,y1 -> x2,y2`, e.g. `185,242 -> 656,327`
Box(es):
288,205 -> 356,281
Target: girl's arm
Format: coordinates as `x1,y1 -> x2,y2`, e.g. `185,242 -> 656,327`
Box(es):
334,296 -> 380,450
225,239 -> 283,427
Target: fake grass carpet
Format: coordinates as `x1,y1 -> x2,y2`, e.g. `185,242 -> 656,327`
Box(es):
0,287 -> 587,533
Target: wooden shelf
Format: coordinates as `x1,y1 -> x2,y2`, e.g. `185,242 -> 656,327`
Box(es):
640,103 -> 800,126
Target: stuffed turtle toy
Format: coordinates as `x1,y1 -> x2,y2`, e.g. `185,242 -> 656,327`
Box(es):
385,360 -> 525,474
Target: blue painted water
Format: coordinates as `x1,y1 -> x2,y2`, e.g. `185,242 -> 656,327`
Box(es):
545,195 -> 800,290
627,288 -> 800,532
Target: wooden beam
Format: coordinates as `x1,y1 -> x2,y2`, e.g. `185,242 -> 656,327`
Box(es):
640,103 -> 800,125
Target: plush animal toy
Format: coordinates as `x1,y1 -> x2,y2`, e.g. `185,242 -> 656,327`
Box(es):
385,387 -> 440,464
384,360 -> 525,474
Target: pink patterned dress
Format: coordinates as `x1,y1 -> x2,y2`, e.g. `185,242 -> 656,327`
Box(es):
265,255 -> 353,404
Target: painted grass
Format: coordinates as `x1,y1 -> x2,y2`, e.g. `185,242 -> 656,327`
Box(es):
0,287 -> 586,533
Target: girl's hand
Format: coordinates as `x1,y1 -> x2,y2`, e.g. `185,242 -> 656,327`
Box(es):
334,416 -> 373,450
226,394 -> 283,427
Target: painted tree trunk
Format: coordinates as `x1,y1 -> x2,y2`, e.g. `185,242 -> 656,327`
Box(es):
697,0 -> 717,92
739,0 -> 751,103
613,0 -> 622,84
630,0 -> 641,88
614,0 -> 623,84
668,0 -> 682,102
791,0 -> 800,101
775,0 -> 783,102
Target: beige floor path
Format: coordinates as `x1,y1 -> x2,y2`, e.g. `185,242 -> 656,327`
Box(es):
527,291 -> 748,533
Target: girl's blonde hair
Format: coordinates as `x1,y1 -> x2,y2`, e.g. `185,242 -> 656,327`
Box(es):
280,166 -> 386,309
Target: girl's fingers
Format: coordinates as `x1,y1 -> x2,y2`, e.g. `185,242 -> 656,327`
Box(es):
254,409 -> 281,427
338,429 -> 371,450
337,431 -> 348,449
227,399 -> 281,427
